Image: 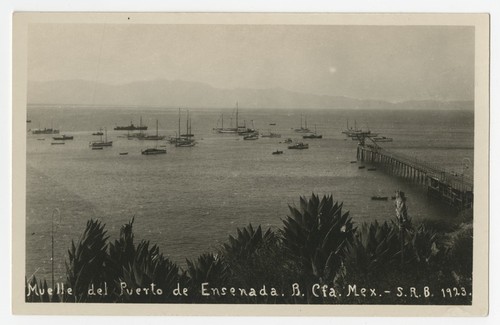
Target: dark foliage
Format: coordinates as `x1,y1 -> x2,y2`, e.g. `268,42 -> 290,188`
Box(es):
25,193 -> 473,305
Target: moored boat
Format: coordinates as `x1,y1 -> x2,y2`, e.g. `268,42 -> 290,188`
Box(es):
175,108 -> 197,147
303,133 -> 322,139
371,196 -> 389,201
137,120 -> 165,140
243,134 -> 259,140
52,135 -> 73,140
288,142 -> 309,150
114,117 -> 147,131
141,148 -> 167,155
302,124 -> 322,139
214,103 -> 246,134
32,128 -> 60,135
90,128 -> 112,147
261,132 -> 281,138
294,115 -> 311,133
372,136 -> 393,142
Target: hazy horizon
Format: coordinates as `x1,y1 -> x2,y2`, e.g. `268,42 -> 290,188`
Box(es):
28,24 -> 475,105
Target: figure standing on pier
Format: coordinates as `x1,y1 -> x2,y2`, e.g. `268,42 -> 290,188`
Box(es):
395,190 -> 411,266
394,190 -> 410,228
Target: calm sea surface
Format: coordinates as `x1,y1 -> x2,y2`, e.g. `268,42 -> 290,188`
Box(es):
25,106 -> 474,282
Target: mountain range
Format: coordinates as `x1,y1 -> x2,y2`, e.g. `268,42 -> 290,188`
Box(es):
27,79 -> 473,111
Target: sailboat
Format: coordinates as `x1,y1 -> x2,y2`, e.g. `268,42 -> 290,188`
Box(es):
238,119 -> 258,136
261,129 -> 281,138
32,121 -> 60,134
90,127 -> 112,148
138,120 -> 165,140
303,124 -> 323,139
180,110 -> 194,137
175,108 -> 196,147
214,102 -> 246,134
127,116 -> 147,140
294,115 -> 311,133
342,119 -> 378,138
141,120 -> 167,154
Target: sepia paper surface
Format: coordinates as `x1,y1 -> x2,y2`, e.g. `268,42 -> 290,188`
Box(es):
12,12 -> 489,316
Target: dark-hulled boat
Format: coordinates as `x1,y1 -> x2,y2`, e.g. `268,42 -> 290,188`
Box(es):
288,142 -> 309,150
114,117 -> 148,131
141,148 -> 167,155
52,135 -> 73,140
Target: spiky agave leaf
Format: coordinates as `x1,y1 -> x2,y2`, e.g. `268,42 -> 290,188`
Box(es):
186,253 -> 229,285
282,194 -> 355,285
221,223 -> 283,292
118,240 -> 180,302
65,219 -> 109,302
408,224 -> 440,267
223,223 -> 276,261
108,218 -> 136,280
347,221 -> 401,276
185,253 -> 230,301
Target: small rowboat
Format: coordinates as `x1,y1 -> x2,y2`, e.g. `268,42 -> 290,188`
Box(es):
371,196 -> 389,201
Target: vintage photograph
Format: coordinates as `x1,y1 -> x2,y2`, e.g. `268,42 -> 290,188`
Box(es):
12,13 -> 489,315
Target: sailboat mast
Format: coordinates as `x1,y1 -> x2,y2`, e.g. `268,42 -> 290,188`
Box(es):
186,110 -> 189,135
178,108 -> 181,139
155,120 -> 159,148
236,102 -> 239,129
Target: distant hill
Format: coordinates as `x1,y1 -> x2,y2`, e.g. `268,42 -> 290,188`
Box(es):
27,79 -> 473,111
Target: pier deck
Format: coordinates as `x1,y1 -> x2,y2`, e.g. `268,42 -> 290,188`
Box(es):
357,144 -> 473,209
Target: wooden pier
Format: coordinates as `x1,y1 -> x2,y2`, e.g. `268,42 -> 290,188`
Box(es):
357,144 -> 473,209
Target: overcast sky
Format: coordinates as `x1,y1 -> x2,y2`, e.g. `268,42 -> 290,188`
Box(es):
28,24 -> 474,102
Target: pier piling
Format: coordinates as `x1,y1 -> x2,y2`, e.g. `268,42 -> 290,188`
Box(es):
357,144 -> 473,210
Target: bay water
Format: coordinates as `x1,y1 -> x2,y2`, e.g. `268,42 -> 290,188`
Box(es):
25,106 -> 474,282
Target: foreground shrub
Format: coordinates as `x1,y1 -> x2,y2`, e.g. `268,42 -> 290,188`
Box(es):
66,219 -> 109,302
281,194 -> 355,301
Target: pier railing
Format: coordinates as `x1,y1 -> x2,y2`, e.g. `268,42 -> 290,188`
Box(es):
376,147 -> 473,188
357,145 -> 473,209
